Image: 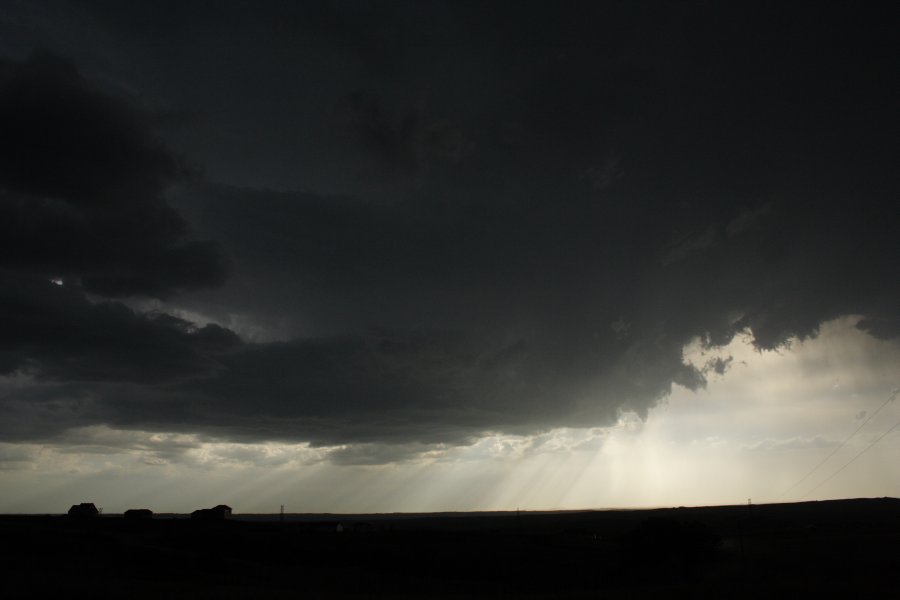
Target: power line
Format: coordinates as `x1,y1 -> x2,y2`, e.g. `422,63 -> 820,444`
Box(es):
773,388 -> 898,502
801,416 -> 900,499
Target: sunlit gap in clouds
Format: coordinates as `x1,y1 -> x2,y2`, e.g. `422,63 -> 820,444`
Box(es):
0,316 -> 897,514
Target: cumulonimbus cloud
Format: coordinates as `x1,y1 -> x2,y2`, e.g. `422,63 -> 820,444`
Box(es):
0,5 -> 896,458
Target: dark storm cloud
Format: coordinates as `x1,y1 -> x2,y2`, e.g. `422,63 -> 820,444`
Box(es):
0,321 -> 695,447
0,3 -> 897,452
337,90 -> 471,177
0,51 -> 235,442
0,52 -> 227,298
0,273 -> 242,443
0,272 -> 240,384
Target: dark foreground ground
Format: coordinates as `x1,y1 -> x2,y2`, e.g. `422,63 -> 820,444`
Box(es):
2,498 -> 899,598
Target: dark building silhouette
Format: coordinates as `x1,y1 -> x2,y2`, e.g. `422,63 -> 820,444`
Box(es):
191,504 -> 232,520
67,503 -> 99,518
124,508 -> 153,520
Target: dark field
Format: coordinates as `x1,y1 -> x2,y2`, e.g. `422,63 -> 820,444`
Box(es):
2,498 -> 899,598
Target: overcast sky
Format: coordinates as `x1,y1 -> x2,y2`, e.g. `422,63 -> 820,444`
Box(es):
0,1 -> 897,513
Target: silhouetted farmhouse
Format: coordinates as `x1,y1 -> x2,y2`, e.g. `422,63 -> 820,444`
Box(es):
68,503 -> 99,518
124,509 -> 153,520
191,504 -> 232,520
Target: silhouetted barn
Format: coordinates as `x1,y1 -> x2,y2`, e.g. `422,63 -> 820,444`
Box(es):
124,509 -> 153,520
68,503 -> 99,518
191,505 -> 232,520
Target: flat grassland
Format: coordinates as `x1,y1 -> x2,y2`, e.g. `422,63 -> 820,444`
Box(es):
2,498 -> 898,598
